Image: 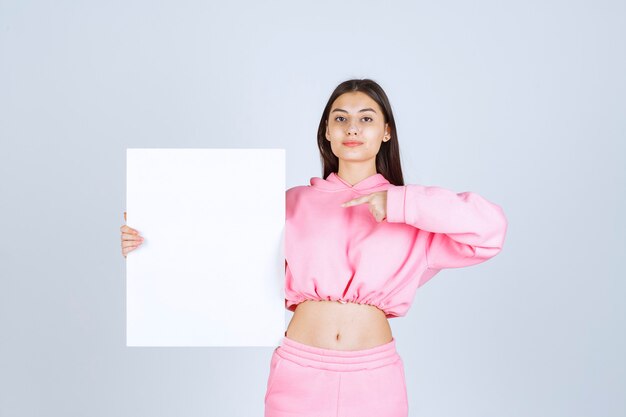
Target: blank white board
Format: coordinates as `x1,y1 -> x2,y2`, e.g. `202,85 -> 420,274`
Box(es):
125,148 -> 286,347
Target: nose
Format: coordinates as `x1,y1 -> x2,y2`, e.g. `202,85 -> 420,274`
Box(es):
346,122 -> 359,135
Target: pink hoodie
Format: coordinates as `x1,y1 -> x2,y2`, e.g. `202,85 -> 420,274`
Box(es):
284,172 -> 508,318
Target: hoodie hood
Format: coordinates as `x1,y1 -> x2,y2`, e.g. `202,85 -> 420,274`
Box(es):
310,172 -> 391,192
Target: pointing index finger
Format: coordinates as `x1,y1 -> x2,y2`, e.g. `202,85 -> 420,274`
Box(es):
340,195 -> 368,207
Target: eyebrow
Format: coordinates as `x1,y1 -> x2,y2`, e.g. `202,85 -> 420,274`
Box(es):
331,108 -> 377,114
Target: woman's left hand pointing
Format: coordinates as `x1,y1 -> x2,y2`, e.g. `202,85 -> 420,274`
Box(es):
340,191 -> 388,223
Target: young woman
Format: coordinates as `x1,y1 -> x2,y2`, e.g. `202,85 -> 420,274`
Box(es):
120,79 -> 508,417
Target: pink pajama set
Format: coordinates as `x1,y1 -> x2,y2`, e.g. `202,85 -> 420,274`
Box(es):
265,172 -> 508,417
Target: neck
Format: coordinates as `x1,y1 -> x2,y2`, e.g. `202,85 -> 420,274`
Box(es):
336,162 -> 377,186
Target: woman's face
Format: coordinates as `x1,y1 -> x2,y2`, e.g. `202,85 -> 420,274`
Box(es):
325,91 -> 390,165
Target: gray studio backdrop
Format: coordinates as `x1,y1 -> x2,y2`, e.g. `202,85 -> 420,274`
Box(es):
1,1 -> 624,416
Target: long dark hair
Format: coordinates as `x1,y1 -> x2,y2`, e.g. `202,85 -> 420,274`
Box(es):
316,78 -> 405,186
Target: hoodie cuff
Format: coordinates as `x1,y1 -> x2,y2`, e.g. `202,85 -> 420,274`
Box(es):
385,185 -> 406,223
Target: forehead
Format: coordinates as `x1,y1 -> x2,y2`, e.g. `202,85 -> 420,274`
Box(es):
331,91 -> 381,113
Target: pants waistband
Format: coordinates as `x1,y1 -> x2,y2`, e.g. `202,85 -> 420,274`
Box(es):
275,336 -> 400,372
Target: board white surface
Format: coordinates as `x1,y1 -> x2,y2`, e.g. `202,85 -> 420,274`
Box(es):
125,148 -> 286,347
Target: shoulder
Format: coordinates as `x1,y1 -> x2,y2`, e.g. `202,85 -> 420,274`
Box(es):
286,185 -> 315,212
286,184 -> 311,203
286,184 -> 311,197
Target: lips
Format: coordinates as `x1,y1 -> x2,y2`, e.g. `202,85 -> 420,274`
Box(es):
342,141 -> 363,147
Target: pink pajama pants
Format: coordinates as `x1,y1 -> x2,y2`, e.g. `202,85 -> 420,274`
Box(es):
264,336 -> 409,417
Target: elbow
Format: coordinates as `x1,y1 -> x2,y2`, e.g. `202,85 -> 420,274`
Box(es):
478,207 -> 508,259
481,207 -> 509,258
494,205 -> 508,249
473,244 -> 504,262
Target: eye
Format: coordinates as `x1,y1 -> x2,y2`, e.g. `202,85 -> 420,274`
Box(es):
362,116 -> 373,122
335,116 -> 346,122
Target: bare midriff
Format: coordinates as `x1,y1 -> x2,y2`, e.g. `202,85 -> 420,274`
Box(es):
285,300 -> 393,351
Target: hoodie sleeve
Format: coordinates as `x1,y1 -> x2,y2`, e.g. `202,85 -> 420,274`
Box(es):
385,184 -> 508,270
